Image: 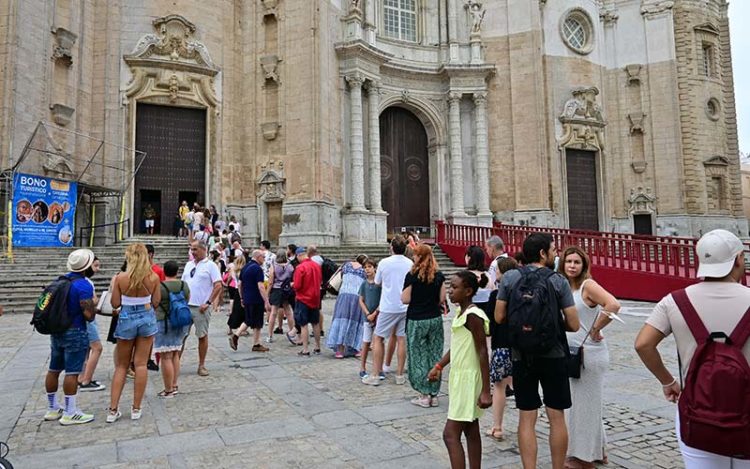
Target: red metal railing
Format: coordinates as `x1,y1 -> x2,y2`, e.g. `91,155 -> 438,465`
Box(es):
435,220 -> 748,302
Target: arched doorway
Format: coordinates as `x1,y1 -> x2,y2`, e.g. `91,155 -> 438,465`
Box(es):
379,107 -> 430,233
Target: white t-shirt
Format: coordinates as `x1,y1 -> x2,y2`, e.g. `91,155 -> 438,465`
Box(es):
375,254 -> 413,313
647,281 -> 750,378
181,258 -> 222,306
487,253 -> 509,289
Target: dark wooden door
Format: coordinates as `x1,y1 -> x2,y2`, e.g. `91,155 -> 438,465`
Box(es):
379,107 -> 429,232
135,103 -> 207,235
565,149 -> 599,231
267,202 -> 282,246
633,214 -> 653,235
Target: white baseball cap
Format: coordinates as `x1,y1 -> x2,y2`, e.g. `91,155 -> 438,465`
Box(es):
696,229 -> 744,279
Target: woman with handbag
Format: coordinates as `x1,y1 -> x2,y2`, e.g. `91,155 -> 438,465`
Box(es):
558,246 -> 621,469
326,254 -> 368,358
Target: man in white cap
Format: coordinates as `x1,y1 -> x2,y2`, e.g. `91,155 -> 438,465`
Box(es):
43,248 -> 98,425
635,229 -> 750,467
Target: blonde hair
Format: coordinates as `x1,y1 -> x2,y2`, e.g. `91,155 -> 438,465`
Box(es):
410,243 -> 439,284
125,243 -> 155,293
233,254 -> 246,274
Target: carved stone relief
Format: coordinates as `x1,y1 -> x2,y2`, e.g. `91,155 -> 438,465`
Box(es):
465,1 -> 486,35
261,0 -> 279,21
49,104 -> 75,127
260,55 -> 281,85
261,122 -> 281,140
257,161 -> 286,202
628,186 -> 656,215
625,64 -> 642,86
641,0 -> 674,17
558,87 -> 606,151
628,112 -> 646,134
599,8 -> 619,25
703,155 -> 729,176
51,27 -> 77,66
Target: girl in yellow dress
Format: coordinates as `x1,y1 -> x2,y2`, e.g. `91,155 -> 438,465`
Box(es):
429,270 -> 492,469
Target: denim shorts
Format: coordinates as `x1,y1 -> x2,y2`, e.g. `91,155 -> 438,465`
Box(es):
86,318 -> 100,343
49,327 -> 89,374
115,304 -> 158,340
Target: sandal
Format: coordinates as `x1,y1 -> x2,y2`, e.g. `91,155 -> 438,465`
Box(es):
157,389 -> 175,398
298,350 -> 310,356
485,427 -> 504,441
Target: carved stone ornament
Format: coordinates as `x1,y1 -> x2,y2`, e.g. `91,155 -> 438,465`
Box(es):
628,112 -> 646,134
124,15 -> 217,74
599,8 -> 619,25
260,55 -> 281,85
641,0 -> 674,17
51,27 -> 77,66
261,0 -> 279,21
558,87 -> 606,151
465,0 -> 486,34
628,186 -> 656,215
703,155 -> 730,176
261,121 -> 281,140
350,0 -> 361,13
625,64 -> 642,86
401,89 -> 411,103
49,103 -> 75,127
123,15 -> 220,113
257,161 -> 286,202
631,161 -> 647,173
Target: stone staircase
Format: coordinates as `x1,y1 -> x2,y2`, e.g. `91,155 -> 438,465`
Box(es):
0,236 -> 460,314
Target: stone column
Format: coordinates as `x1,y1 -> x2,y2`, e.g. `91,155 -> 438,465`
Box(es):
346,73 -> 366,211
448,92 -> 466,216
473,91 -> 492,220
366,80 -> 383,212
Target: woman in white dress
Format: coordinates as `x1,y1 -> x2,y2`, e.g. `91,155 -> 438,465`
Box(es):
558,246 -> 621,469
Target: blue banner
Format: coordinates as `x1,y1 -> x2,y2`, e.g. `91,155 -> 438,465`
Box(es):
12,173 -> 77,247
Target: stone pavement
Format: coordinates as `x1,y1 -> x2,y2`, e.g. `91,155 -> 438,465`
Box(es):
0,299 -> 686,469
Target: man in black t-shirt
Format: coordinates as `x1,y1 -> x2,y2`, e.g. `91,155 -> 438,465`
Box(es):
494,233 -> 579,469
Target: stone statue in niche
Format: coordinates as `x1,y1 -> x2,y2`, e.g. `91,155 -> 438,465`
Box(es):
465,0 -> 486,34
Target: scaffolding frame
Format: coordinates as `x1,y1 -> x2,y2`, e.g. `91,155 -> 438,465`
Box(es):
0,121 -> 147,260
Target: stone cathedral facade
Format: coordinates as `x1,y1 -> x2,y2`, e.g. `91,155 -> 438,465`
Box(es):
0,0 -> 744,246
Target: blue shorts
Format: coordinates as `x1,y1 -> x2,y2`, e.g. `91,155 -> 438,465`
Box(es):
49,328 -> 89,375
86,318 -> 100,344
115,304 -> 158,340
294,301 -> 320,327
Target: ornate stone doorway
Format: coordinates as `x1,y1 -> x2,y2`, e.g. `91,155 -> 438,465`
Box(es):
565,149 -> 600,231
379,107 -> 430,234
134,103 -> 207,235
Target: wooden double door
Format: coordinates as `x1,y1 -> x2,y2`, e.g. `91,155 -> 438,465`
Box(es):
565,149 -> 600,231
134,103 -> 207,235
379,107 -> 430,233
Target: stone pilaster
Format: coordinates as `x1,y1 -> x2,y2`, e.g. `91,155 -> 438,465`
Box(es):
366,80 -> 383,212
448,92 -> 466,217
473,91 -> 492,224
447,0 -> 459,62
346,73 -> 366,211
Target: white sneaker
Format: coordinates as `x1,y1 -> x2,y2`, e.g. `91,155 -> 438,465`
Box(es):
59,411 -> 94,426
362,375 -> 381,386
43,408 -> 63,421
395,374 -> 407,385
264,336 -> 273,344
131,407 -> 142,420
382,364 -> 392,374
106,409 -> 121,423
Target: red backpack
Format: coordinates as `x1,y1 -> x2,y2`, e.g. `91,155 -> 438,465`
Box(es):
672,289 -> 750,459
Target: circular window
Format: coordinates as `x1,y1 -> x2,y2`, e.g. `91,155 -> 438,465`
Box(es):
560,10 -> 594,55
706,98 -> 720,121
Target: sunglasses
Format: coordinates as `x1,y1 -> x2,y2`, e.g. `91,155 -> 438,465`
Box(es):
190,267 -> 197,278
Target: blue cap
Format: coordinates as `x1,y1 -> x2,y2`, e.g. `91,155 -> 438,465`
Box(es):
295,246 -> 306,255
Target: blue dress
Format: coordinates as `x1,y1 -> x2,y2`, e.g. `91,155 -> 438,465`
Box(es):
326,262 -> 366,353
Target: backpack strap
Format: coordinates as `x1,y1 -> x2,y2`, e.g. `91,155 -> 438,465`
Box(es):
729,305 -> 750,348
672,289 -> 710,344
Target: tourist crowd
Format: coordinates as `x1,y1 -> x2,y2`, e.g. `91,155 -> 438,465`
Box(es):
36,221 -> 750,469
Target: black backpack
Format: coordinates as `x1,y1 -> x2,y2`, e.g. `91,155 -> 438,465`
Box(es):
506,266 -> 562,354
321,258 -> 338,286
31,276 -> 74,335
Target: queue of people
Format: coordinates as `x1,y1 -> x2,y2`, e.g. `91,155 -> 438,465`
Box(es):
36,227 -> 750,469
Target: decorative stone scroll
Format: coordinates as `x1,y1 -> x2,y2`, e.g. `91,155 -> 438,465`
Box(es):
599,8 -> 619,25
558,87 -> 606,151
628,112 -> 646,134
625,64 -> 642,86
257,161 -> 286,202
260,55 -> 281,85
